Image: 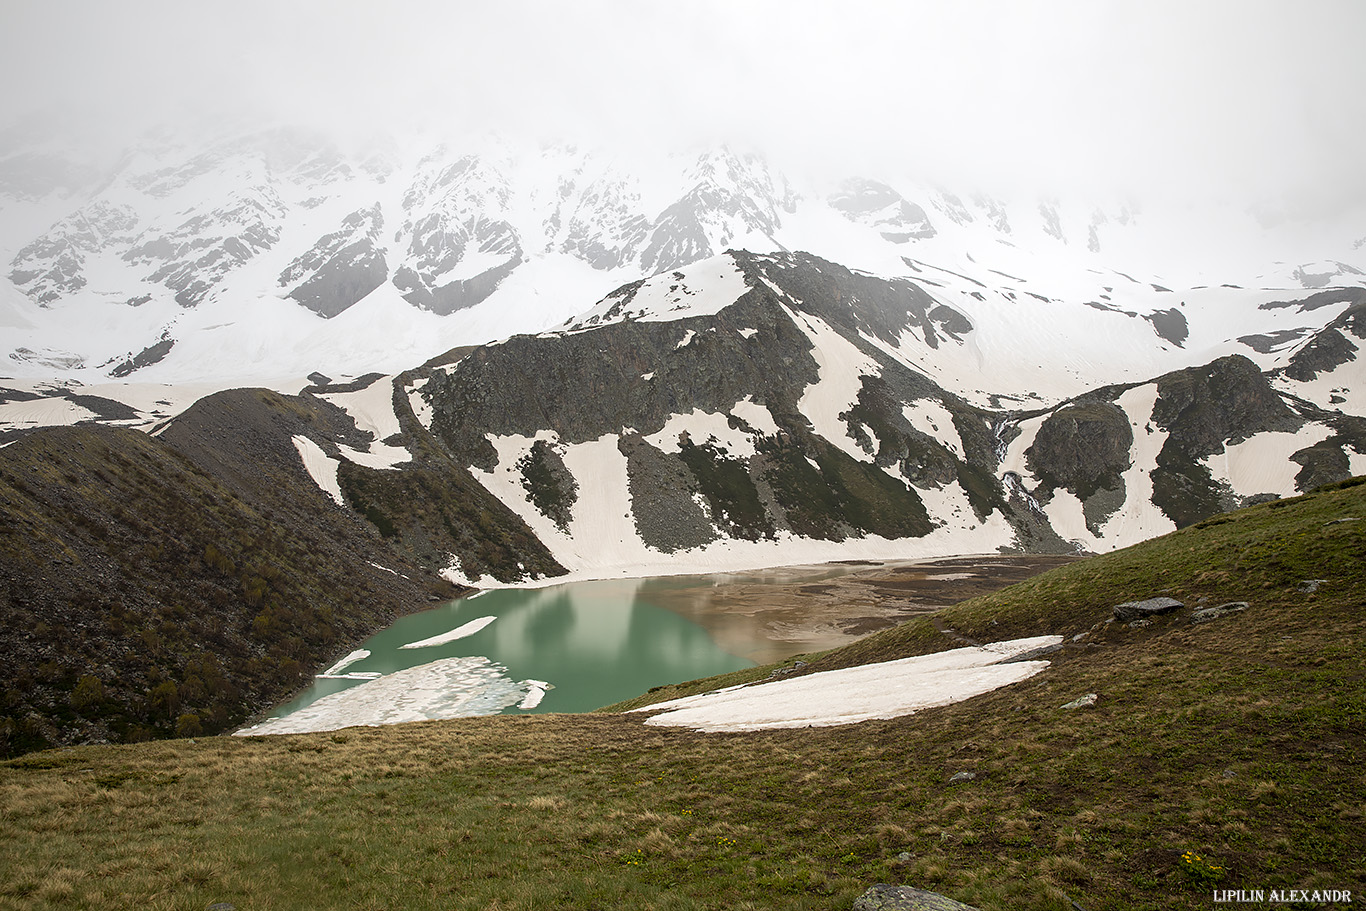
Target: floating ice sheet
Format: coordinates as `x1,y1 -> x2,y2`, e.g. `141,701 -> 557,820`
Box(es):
235,656 -> 544,735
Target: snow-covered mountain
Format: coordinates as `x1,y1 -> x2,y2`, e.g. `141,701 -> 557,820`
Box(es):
248,249 -> 1362,585
4,124 -> 1363,398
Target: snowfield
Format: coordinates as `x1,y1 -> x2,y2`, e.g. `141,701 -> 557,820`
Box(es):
634,635 -> 1063,732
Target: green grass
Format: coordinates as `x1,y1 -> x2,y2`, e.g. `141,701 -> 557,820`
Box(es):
2,480 -> 1364,910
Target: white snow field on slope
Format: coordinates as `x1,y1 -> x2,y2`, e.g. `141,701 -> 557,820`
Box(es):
634,635 -> 1064,732
291,434 -> 344,507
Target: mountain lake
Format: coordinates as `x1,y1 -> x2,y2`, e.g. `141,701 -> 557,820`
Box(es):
239,555 -> 1077,735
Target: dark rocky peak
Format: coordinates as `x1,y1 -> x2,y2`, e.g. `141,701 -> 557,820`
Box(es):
554,171 -> 651,270
1152,354 -> 1300,455
121,184 -> 289,308
683,148 -> 795,207
828,179 -> 936,242
1025,399 -> 1134,501
402,151 -> 510,213
741,251 -> 972,351
422,276 -> 820,459
392,151 -> 522,315
1279,294 -> 1366,382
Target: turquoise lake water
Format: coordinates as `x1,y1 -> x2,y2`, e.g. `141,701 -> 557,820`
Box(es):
265,575 -> 767,725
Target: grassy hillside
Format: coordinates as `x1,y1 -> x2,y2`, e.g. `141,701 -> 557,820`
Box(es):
2,479 -> 1363,910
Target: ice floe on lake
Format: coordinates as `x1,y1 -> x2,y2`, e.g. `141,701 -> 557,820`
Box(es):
235,656 -> 549,736
398,616 -> 497,649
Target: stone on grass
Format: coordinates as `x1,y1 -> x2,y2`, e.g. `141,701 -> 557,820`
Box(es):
854,884 -> 981,910
1298,580 -> 1328,593
948,771 -> 976,783
1191,601 -> 1249,623
1061,693 -> 1099,709
1112,596 -> 1183,623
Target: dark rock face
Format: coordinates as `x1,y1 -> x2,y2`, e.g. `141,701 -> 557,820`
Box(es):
1238,328 -> 1311,354
759,251 -> 972,351
1283,296 -> 1366,382
639,150 -> 795,275
1150,355 -> 1302,527
1026,401 -> 1133,500
517,439 -> 577,532
110,336 -> 175,378
618,433 -> 717,552
557,173 -> 651,270
418,252 -> 953,547
1291,440 -> 1351,490
1145,307 -> 1189,347
1152,355 -> 1298,452
280,204 -> 388,317
127,187 -> 287,307
1258,286 -> 1366,313
426,274 -> 819,457
392,154 -> 524,315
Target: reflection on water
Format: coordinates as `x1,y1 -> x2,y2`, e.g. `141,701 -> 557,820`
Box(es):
258,575 -> 761,730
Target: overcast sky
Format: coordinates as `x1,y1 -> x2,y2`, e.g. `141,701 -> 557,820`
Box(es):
3,0 -> 1365,213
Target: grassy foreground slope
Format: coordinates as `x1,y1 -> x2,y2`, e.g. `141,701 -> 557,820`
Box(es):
2,480 -> 1364,911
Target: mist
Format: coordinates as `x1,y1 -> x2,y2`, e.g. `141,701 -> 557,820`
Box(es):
2,0 -> 1365,213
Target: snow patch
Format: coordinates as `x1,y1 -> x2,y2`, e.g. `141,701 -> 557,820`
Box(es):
291,435 -> 344,506
645,406 -> 763,458
563,254 -> 748,330
636,635 -> 1062,732
783,304 -> 882,463
902,398 -> 964,458
1204,423 -> 1334,498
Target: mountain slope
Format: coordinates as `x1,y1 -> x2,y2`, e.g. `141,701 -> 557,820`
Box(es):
0,386 -> 473,756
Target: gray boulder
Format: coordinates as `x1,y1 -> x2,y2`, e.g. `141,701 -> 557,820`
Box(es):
854,885 -> 981,910
1112,596 -> 1183,623
1191,601 -> 1249,623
